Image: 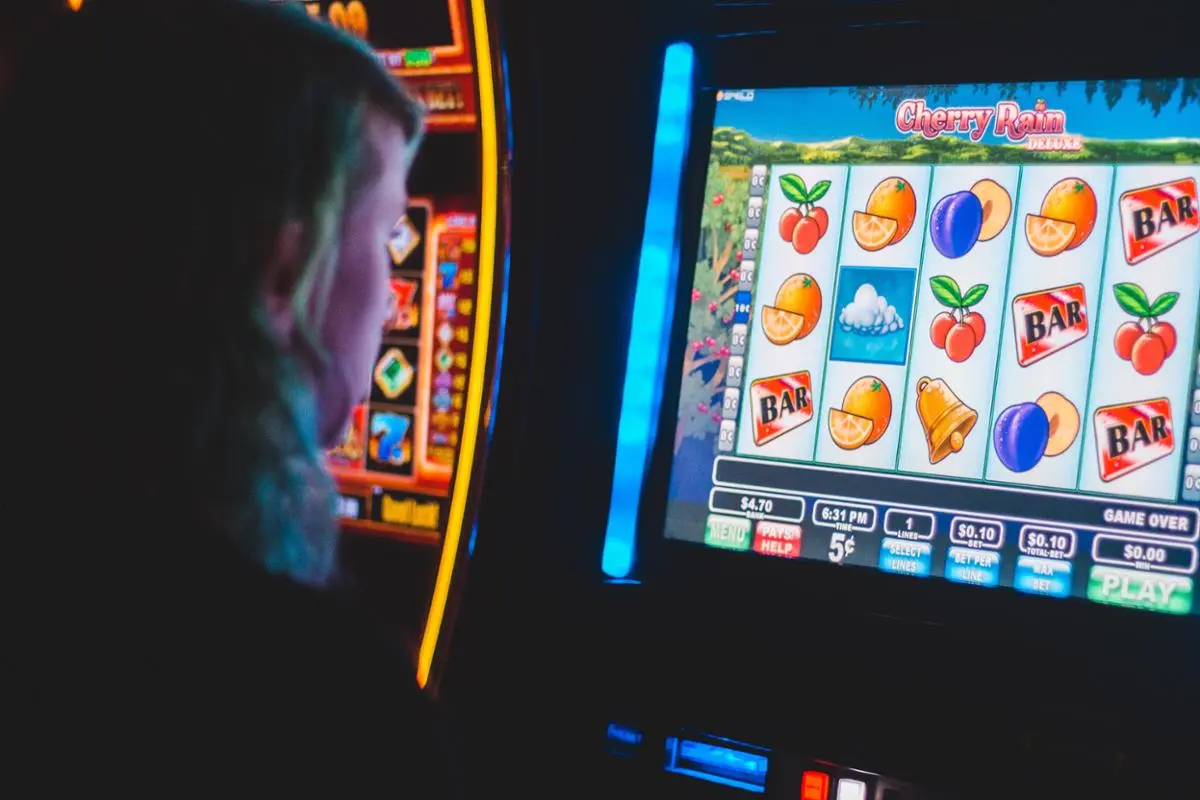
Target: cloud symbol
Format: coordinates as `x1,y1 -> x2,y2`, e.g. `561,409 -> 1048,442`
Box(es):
839,283 -> 905,335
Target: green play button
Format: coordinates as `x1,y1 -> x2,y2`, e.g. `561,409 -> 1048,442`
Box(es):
1087,566 -> 1193,615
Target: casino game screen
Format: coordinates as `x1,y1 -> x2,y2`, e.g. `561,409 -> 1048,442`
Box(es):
664,79 -> 1200,617
313,0 -> 485,542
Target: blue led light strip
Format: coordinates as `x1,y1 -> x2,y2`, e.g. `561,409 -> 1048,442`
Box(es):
469,48 -> 514,559
601,42 -> 696,578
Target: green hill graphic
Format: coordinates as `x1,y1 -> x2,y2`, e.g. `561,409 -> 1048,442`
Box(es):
709,128 -> 1200,166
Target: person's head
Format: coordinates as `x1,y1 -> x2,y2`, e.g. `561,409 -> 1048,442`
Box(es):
1,0 -> 423,584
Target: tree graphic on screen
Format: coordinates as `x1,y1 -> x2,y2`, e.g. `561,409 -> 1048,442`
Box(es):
677,160 -> 748,453
840,78 -> 1198,114
707,79 -> 1200,168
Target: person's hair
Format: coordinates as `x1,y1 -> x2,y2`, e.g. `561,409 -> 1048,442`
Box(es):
0,0 -> 423,585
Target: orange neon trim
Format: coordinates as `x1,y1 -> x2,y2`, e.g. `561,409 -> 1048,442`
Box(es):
418,215 -> 481,481
432,0 -> 467,58
393,65 -> 475,78
414,214 -> 440,480
416,0 -> 498,688
422,114 -> 480,129
330,466 -> 446,493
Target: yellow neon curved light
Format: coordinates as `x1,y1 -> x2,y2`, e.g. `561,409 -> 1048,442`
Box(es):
416,0 -> 498,688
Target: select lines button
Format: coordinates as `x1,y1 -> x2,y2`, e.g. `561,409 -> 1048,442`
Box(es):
1087,566 -> 1193,615
879,538 -> 933,577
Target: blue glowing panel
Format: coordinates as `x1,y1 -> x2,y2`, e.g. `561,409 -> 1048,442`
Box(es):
601,42 -> 696,578
665,736 -> 770,792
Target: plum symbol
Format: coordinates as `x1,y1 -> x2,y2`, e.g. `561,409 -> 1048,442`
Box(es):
928,180 -> 1011,260
992,392 -> 1079,472
930,191 -> 983,259
993,402 -> 1050,473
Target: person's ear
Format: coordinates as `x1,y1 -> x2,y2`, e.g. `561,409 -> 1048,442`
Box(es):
264,220 -> 305,342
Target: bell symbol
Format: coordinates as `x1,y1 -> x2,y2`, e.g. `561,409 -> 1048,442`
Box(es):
915,377 -> 977,464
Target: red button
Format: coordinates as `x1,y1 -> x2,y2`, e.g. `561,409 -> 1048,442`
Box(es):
753,521 -> 802,559
801,770 -> 830,800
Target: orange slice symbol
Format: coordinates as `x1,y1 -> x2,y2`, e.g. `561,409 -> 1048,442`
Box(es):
852,212 -> 899,252
828,408 -> 874,450
1025,214 -> 1077,257
761,306 -> 806,345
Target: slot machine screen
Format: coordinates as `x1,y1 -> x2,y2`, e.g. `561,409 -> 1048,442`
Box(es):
302,1 -> 462,67
319,0 -> 484,543
665,78 -> 1200,616
328,199 -> 479,541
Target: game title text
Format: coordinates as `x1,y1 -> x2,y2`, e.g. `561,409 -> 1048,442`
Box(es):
895,98 -> 1081,151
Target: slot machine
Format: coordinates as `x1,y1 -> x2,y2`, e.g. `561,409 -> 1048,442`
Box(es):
304,0 -> 508,691
459,0 -> 1199,797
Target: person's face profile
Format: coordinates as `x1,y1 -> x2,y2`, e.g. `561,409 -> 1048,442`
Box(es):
313,109 -> 412,447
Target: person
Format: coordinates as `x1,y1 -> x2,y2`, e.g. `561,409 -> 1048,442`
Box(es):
3,1 -> 457,793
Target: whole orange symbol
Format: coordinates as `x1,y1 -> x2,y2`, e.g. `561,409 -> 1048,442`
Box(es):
762,273 -> 822,344
1027,178 -> 1098,256
1038,177 -> 1097,250
865,177 -> 918,243
840,376 -> 893,445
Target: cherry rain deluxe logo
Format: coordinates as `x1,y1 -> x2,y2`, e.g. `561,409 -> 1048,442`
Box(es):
895,98 -> 1082,152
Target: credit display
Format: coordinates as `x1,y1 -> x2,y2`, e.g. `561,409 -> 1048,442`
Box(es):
664,80 -> 1200,616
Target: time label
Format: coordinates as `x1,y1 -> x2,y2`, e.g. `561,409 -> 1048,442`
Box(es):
812,500 -> 876,532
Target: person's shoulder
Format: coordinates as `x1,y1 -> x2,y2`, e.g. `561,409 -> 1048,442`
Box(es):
300,590 -> 460,796
56,534 -> 459,794
220,553 -> 420,702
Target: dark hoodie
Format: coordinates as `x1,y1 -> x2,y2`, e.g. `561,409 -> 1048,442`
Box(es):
57,526 -> 459,797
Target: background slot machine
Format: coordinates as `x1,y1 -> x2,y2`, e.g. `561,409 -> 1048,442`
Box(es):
455,0 -> 1200,797
302,0 -> 508,690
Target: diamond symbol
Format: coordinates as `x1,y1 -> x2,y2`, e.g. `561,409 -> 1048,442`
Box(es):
386,215 -> 421,266
435,349 -> 454,372
373,347 -> 414,399
437,322 -> 453,345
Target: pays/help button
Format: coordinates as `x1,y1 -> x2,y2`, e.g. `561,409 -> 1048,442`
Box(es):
753,521 -> 801,559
